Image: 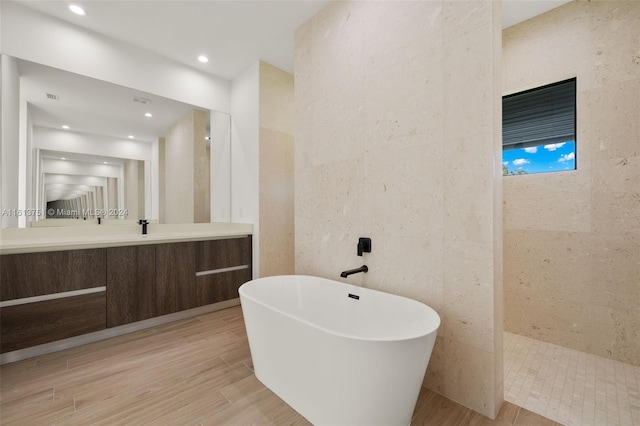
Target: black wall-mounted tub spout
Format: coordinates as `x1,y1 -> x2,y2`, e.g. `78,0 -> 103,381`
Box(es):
340,265 -> 368,278
138,219 -> 149,235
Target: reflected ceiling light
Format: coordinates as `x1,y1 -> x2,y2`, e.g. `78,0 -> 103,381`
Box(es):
128,135 -> 134,139
103,162 -> 108,164
61,157 -> 66,160
62,125 -> 70,129
198,55 -> 209,63
145,112 -> 153,117
69,4 -> 86,15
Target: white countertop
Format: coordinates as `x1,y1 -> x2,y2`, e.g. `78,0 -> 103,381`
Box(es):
0,222 -> 253,254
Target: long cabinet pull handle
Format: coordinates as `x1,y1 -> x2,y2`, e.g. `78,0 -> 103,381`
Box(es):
0,287 -> 106,308
195,265 -> 249,277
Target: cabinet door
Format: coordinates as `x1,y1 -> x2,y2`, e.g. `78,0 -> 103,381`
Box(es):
0,292 -> 106,353
0,249 -> 106,301
106,245 -> 156,327
156,242 -> 197,316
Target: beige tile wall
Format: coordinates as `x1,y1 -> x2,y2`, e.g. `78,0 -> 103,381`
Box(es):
294,1 -> 503,418
503,0 -> 640,366
163,109 -> 209,224
193,109 -> 210,224
164,110 -> 195,224
259,62 -> 295,277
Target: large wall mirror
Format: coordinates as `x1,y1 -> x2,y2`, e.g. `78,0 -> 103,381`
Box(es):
3,57 -> 231,227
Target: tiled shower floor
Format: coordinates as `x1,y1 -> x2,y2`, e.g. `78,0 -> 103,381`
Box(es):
504,331 -> 640,426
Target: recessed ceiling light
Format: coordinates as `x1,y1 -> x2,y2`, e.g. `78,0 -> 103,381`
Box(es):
69,4 -> 86,15
103,162 -> 108,164
145,112 -> 153,118
61,157 -> 66,160
128,135 -> 134,139
62,125 -> 70,129
198,55 -> 209,63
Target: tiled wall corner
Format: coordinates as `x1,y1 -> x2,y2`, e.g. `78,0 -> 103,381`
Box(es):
295,0 -> 503,418
503,0 -> 640,366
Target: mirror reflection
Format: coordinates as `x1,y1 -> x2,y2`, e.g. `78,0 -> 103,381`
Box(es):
8,57 -> 230,227
39,150 -> 145,222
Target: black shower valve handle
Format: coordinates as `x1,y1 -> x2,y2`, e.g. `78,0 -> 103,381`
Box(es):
357,237 -> 372,256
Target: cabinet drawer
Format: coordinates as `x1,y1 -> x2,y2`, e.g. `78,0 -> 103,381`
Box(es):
196,269 -> 252,306
0,249 -> 106,301
195,237 -> 251,272
0,292 -> 106,353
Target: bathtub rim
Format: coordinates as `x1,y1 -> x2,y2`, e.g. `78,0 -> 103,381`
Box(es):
239,274 -> 440,343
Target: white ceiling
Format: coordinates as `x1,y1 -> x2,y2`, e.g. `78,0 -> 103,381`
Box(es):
19,58 -> 204,142
18,0 -> 330,80
502,0 -> 572,29
18,0 -> 572,80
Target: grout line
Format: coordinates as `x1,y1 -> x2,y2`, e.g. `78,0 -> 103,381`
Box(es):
459,409 -> 472,424
219,356 -> 234,368
219,389 -> 232,405
504,332 -> 640,426
512,406 -> 522,425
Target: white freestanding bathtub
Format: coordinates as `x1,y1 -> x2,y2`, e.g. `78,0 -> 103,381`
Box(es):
239,275 -> 440,426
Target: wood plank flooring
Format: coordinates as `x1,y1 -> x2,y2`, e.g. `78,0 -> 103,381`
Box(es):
0,306 -> 561,425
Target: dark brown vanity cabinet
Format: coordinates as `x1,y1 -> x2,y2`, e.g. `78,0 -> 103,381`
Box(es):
106,245 -> 157,328
1,236 -> 252,354
154,237 -> 253,315
106,238 -> 252,326
0,249 -> 107,353
105,242 -> 200,326
195,238 -> 252,305
156,237 -> 251,315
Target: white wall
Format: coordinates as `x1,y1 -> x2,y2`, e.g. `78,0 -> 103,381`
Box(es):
230,61 -> 260,276
210,111 -> 231,222
24,105 -> 34,225
42,158 -> 121,178
1,54 -> 20,228
44,174 -> 107,187
33,127 -> 153,161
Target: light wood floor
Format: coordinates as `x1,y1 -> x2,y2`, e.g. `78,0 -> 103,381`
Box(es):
0,306 -> 561,425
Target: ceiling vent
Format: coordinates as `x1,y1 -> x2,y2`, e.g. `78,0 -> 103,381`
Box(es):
132,96 -> 151,105
46,93 -> 59,101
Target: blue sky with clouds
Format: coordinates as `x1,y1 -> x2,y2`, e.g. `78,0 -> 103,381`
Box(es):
503,142 -> 576,174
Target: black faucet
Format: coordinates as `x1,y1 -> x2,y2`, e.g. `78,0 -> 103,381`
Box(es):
138,219 -> 149,235
340,265 -> 368,278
